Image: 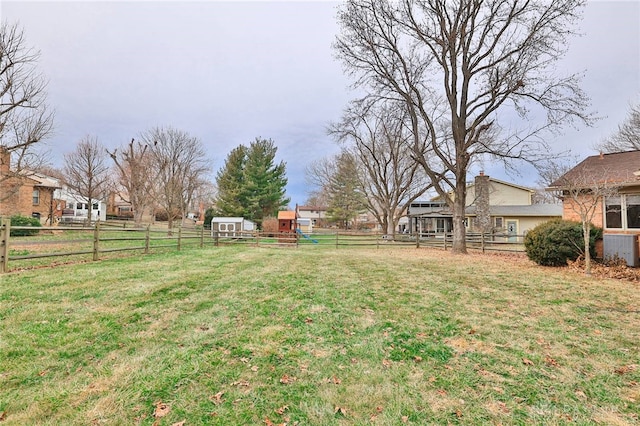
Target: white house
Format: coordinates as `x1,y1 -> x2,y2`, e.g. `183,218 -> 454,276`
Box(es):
55,187 -> 107,223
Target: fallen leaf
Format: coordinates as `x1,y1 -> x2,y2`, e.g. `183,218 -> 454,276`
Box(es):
545,355 -> 559,367
382,359 -> 392,368
231,380 -> 250,387
522,358 -> 534,366
454,409 -> 463,418
264,417 -> 275,426
428,376 -> 436,383
413,356 -> 423,362
171,421 -> 185,426
376,406 -> 383,413
240,357 -> 250,363
210,391 -> 225,405
331,376 -> 342,384
334,406 -> 347,416
275,405 -> 289,415
574,390 -> 587,400
468,329 -> 477,335
280,374 -> 296,384
305,317 -> 313,323
153,402 -> 170,418
401,415 -> 409,423
251,365 -> 259,372
437,389 -> 447,396
0,411 -> 6,421
38,370 -> 48,377
615,365 -> 637,375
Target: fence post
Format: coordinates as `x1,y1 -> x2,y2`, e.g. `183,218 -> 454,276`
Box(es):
416,232 -> 420,249
178,226 -> 182,251
145,225 -> 150,254
214,231 -> 219,247
0,219 -> 10,273
93,221 -> 100,261
481,232 -> 485,253
336,232 -> 339,249
200,226 -> 204,248
255,231 -> 259,247
444,232 -> 447,251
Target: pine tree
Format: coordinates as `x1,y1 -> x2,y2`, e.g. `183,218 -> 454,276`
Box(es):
243,138 -> 289,227
214,138 -> 289,228
214,145 -> 247,218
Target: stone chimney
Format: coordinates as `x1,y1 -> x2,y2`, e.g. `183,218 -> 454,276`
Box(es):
0,146 -> 10,175
474,172 -> 491,233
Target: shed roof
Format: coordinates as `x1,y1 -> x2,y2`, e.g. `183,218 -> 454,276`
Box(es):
278,211 -> 297,220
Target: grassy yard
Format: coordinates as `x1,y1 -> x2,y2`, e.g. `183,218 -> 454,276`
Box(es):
1,246 -> 638,425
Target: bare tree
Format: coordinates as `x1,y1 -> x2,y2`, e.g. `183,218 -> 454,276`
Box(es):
63,135 -> 111,222
598,103 -> 640,153
330,101 -> 431,237
306,151 -> 368,229
543,160 -> 616,275
0,22 -> 54,202
334,0 -> 593,253
107,138 -> 157,227
143,127 -> 211,232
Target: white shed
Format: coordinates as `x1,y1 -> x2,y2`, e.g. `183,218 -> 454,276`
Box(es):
211,217 -> 255,237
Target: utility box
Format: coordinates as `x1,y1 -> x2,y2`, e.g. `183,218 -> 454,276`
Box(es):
603,234 -> 639,267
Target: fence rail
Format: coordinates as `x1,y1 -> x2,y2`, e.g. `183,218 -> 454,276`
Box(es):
0,219 -> 526,273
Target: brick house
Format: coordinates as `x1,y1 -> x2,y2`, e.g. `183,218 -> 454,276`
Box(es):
0,147 -> 61,224
548,150 -> 640,240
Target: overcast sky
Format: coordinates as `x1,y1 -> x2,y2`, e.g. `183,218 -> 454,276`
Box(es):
1,1 -> 639,205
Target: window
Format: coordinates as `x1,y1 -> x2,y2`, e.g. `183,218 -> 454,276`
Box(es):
494,217 -> 504,229
32,189 -> 40,205
626,195 -> 640,229
219,224 -> 227,231
604,194 -> 640,229
93,203 -> 99,210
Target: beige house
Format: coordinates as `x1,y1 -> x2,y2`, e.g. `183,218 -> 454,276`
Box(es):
408,173 -> 561,237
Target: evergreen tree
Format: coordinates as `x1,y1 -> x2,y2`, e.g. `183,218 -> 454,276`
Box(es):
214,138 -> 289,228
214,145 -> 247,217
244,138 -> 290,227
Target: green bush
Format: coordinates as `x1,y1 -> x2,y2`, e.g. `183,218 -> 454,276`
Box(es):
9,215 -> 42,236
524,219 -> 602,266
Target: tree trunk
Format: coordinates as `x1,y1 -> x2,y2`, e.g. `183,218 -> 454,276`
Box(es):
451,179 -> 468,254
583,222 -> 592,275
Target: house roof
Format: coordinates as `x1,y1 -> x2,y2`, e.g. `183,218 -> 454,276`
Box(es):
548,150 -> 640,189
465,204 -> 563,217
21,171 -> 62,189
430,176 -> 535,202
278,210 -> 297,220
297,205 -> 327,211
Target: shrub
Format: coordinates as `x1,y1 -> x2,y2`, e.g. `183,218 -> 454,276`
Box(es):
9,215 -> 42,237
524,219 -> 601,267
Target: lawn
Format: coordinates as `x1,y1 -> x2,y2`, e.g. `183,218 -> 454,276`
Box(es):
1,246 -> 638,425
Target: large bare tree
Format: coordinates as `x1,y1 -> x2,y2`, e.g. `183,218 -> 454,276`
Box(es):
334,0 -> 593,253
107,138 -> 156,227
330,101 -> 431,237
0,21 -> 54,202
143,127 -> 211,232
598,103 -> 640,153
63,135 -> 111,222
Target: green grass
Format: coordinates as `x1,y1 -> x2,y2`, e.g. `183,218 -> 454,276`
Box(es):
1,246 -> 639,425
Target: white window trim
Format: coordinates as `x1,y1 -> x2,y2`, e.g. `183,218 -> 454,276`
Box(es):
604,194 -> 640,230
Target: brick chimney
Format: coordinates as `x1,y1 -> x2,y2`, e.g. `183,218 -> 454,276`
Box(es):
474,172 -> 491,233
0,146 -> 10,175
